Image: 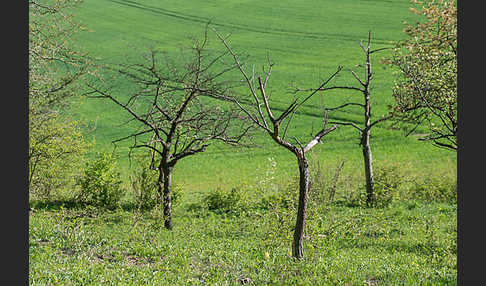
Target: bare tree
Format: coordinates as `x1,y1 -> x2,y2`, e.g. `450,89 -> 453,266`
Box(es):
215,30 -> 340,259
86,33 -> 253,230
295,32 -> 391,207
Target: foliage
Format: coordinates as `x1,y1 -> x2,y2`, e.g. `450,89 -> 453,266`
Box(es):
29,113 -> 91,199
129,158 -> 159,211
307,152 -> 347,206
170,185 -> 184,208
259,192 -> 294,211
203,187 -> 245,216
29,0 -> 94,197
372,164 -> 405,208
76,152 -> 124,209
385,0 -> 457,150
407,175 -> 456,204
29,0 -> 90,114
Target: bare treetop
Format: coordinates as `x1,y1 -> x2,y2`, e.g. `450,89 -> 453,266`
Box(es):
85,31 -> 255,230
86,34 -> 254,167
214,28 -> 340,259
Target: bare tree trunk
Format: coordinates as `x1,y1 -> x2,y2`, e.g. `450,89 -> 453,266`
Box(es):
157,164 -> 173,230
292,152 -> 310,259
362,50 -> 375,207
362,42 -> 376,207
361,130 -> 375,207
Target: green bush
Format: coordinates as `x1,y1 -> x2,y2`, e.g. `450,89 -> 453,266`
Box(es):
76,152 -> 124,209
338,163 -> 405,208
259,193 -> 293,210
129,156 -> 185,211
130,163 -> 159,211
372,164 -> 404,208
409,176 -> 456,203
29,115 -> 92,200
171,184 -> 184,207
203,187 -> 245,215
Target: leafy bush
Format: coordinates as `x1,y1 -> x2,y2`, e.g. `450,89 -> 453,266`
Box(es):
337,163 -> 406,208
372,164 -> 404,208
76,152 -> 124,209
259,193 -> 293,211
29,115 -> 92,200
203,187 -> 248,215
171,184 -> 184,207
307,157 -> 347,206
130,162 -> 159,211
129,156 -> 185,211
204,187 -> 240,214
409,176 -> 456,203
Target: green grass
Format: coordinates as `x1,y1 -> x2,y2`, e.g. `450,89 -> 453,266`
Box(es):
30,0 -> 457,284
66,0 -> 455,189
29,155 -> 457,285
29,198 -> 456,285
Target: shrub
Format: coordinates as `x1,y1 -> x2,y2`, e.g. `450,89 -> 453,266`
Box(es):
29,115 -> 92,200
259,192 -> 293,211
372,164 -> 404,208
339,163 -> 406,208
75,152 -> 124,209
203,187 -> 246,215
308,157 -> 346,206
130,162 -> 159,211
409,176 -> 456,203
129,155 -> 185,211
171,184 -> 184,207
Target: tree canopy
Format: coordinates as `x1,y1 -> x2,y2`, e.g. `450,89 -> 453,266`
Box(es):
385,0 -> 457,151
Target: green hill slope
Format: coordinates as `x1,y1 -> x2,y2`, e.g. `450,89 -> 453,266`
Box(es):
70,0 -> 456,190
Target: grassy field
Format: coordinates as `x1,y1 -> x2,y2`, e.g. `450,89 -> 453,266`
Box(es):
29,177 -> 457,285
30,0 -> 457,284
67,0 -> 455,188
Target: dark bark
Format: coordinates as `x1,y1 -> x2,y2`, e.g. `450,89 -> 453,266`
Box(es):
157,163 -> 173,230
292,152 -> 310,259
362,66 -> 375,206
86,37 -> 254,231
215,29 -> 339,259
361,130 -> 375,206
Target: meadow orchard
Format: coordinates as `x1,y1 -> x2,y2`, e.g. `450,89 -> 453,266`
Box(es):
29,0 -> 457,284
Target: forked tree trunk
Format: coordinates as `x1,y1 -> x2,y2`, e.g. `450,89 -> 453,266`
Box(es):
292,152 -> 310,259
157,165 -> 173,230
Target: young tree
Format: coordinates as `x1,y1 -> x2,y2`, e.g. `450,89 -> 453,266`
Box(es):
86,33 -> 253,230
215,30 -> 339,259
29,0 -> 93,197
384,0 -> 457,151
295,32 -> 391,207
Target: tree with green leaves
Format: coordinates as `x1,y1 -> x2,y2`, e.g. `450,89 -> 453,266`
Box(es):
384,0 -> 457,151
29,0 -> 93,198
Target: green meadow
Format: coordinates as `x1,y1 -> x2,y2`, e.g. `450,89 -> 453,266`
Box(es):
29,0 -> 457,284
68,0 -> 455,189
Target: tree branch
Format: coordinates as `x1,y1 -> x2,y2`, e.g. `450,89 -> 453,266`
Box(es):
303,125 -> 338,153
